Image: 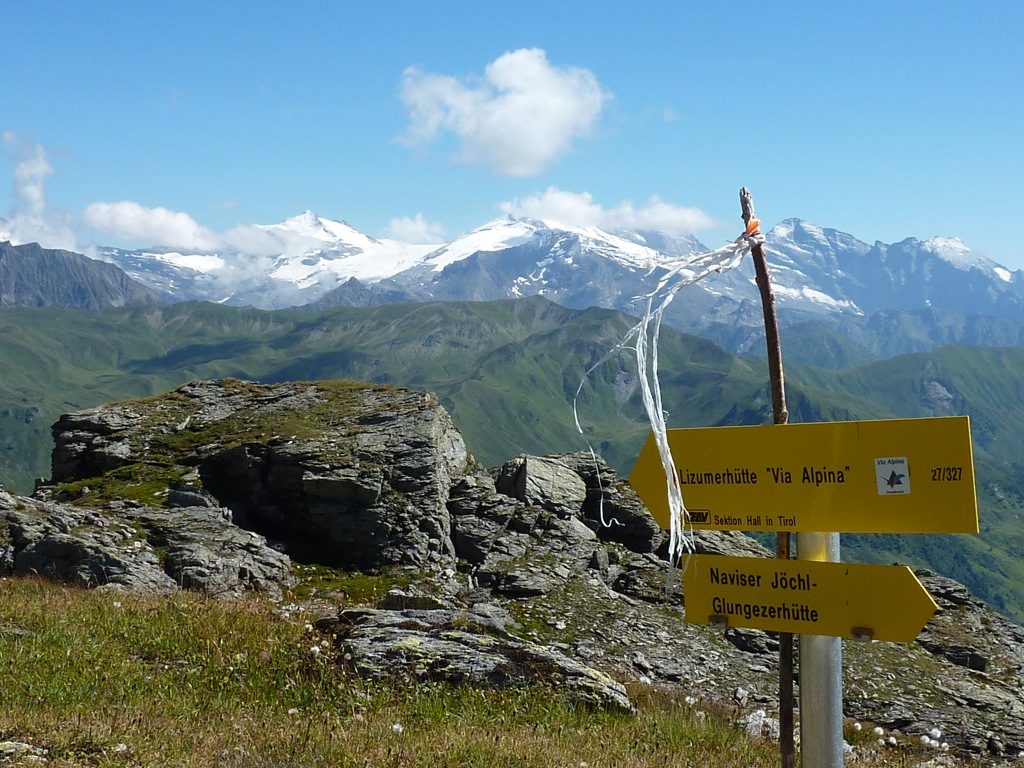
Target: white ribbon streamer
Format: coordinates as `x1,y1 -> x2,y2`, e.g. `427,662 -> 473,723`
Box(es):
574,227 -> 764,566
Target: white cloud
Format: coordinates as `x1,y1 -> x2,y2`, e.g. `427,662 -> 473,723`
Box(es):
220,224 -> 287,256
400,48 -> 611,177
1,133 -> 79,250
83,201 -> 221,251
500,187 -> 719,235
384,213 -> 446,243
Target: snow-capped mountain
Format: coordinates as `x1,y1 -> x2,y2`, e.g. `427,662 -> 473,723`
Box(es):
753,219 -> 1024,318
89,210 -> 1024,360
95,211 -> 439,307
348,215 -> 707,310
93,211 -> 705,310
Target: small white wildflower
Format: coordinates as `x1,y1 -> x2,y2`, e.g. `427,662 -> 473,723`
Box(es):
638,674 -> 652,685
391,722 -> 404,735
941,742 -> 949,751
305,623 -> 314,633
873,726 -> 884,737
877,738 -> 886,747
929,727 -> 942,740
684,695 -> 697,706
112,601 -> 122,608
113,744 -> 128,753
309,645 -> 321,657
287,708 -> 300,716
887,736 -> 897,746
554,620 -> 566,630
852,722 -> 862,732
920,735 -> 932,747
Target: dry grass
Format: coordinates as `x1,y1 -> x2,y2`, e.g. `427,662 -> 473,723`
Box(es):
0,576 -> 983,767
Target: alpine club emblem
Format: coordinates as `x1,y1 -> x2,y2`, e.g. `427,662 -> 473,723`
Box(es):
876,456 -> 911,496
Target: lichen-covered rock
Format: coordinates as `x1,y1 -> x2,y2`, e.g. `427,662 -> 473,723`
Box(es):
449,469 -> 603,597
51,407 -> 142,480
0,489 -> 293,598
45,379 -> 470,571
0,490 -> 176,594
129,506 -> 295,598
318,607 -> 634,713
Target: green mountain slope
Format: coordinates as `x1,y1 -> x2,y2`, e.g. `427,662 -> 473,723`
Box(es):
1,297 -> 1023,620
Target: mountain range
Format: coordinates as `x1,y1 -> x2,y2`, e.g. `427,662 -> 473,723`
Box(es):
71,211 -> 1024,365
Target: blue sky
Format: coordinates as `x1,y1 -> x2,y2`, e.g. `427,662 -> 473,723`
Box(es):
3,1 -> 1023,266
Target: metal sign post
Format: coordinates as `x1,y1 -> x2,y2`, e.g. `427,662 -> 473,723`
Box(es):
799,532 -> 843,768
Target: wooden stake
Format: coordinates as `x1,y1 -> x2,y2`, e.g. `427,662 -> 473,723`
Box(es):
740,187 -> 794,768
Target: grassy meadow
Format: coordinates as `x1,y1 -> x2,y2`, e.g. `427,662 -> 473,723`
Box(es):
0,575 -> 990,768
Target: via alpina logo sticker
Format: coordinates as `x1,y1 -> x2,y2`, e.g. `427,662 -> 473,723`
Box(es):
875,456 -> 910,495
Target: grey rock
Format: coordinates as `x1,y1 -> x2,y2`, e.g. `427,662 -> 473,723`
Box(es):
319,607 -> 634,713
0,489 -> 292,598
690,529 -> 773,558
557,451 -> 664,553
46,379 -> 470,572
452,475 -> 603,599
377,587 -> 450,611
129,506 -> 294,598
724,628 -> 779,655
493,455 -> 587,517
611,553 -> 684,605
167,485 -> 219,508
51,406 -> 142,480
0,740 -> 49,762
0,491 -> 176,594
498,567 -> 565,598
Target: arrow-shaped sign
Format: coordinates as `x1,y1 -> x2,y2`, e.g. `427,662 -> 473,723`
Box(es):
683,554 -> 937,642
629,416 -> 978,533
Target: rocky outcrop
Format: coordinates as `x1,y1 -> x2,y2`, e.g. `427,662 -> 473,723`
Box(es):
0,490 -> 293,598
49,378 -> 469,571
317,606 -> 634,713
6,378 -> 1024,757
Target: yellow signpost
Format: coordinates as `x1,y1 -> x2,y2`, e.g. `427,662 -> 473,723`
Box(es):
629,415 -> 978,534
682,554 -> 938,642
